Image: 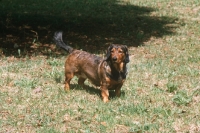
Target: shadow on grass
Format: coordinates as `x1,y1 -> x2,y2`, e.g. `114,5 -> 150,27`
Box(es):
68,83 -> 125,100
0,0 -> 179,57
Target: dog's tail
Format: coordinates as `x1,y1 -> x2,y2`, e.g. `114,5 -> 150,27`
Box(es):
53,31 -> 73,53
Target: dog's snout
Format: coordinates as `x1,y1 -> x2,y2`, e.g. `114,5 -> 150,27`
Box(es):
112,57 -> 117,61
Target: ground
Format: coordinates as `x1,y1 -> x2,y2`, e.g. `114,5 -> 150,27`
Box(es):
0,0 -> 200,132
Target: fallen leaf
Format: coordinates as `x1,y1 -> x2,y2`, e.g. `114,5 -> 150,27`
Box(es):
101,121 -> 107,126
33,87 -> 42,94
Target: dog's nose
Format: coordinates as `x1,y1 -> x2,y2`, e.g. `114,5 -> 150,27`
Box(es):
112,57 -> 117,61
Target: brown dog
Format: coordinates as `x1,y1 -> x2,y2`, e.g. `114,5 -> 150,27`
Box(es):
54,31 -> 129,102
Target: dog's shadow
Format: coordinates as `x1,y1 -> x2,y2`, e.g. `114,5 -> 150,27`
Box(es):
69,84 -> 125,100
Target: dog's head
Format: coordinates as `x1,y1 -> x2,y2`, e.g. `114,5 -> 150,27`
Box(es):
105,44 -> 129,64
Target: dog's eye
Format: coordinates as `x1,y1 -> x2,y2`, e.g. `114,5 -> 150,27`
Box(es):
111,50 -> 114,53
118,50 -> 123,53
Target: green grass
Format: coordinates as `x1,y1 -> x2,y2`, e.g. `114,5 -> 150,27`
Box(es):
0,0 -> 200,132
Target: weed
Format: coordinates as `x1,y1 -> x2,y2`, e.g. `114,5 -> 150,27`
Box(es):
173,91 -> 192,106
167,82 -> 178,93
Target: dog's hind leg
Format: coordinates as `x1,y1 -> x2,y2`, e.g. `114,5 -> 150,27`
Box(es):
64,72 -> 74,91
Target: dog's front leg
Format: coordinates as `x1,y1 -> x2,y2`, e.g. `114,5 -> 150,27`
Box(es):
100,84 -> 109,103
115,83 -> 123,97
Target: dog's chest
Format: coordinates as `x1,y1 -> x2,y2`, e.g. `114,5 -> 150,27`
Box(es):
107,78 -> 125,90
104,64 -> 127,82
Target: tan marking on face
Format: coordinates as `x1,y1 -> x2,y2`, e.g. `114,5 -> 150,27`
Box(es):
110,47 -> 125,71
110,47 -> 125,64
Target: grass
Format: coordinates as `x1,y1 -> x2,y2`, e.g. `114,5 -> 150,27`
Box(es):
0,0 -> 200,132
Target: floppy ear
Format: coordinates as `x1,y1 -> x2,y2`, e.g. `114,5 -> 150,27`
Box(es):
105,44 -> 113,61
123,45 -> 130,63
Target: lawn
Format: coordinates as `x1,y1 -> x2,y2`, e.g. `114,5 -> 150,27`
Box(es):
0,0 -> 199,132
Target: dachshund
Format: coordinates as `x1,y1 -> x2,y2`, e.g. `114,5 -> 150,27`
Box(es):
54,31 -> 129,102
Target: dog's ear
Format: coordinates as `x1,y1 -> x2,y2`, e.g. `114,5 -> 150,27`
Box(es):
105,44 -> 114,61
123,45 -> 130,63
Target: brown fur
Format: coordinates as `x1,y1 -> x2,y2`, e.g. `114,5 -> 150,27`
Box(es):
54,31 -> 129,102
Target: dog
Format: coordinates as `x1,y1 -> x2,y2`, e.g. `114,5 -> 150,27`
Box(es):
54,31 -> 129,102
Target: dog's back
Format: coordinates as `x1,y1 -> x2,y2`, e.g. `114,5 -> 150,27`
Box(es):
66,49 -> 102,86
